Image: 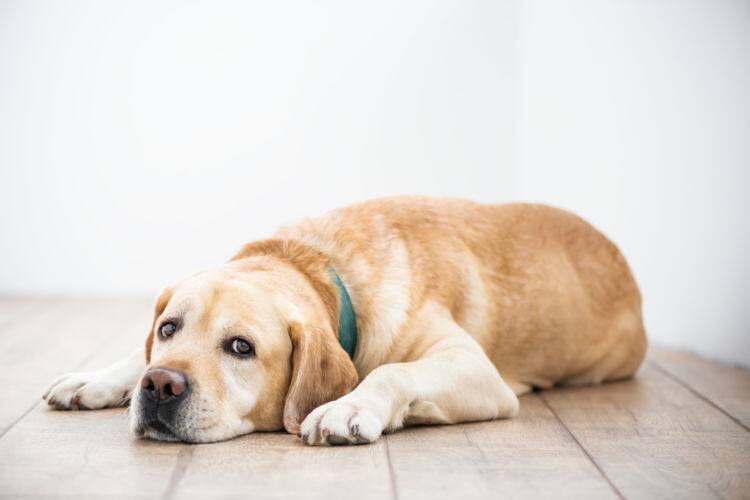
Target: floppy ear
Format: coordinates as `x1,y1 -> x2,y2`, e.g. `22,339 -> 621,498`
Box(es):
283,321 -> 359,434
144,287 -> 172,364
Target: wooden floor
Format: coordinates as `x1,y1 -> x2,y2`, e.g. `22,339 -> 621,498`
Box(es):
0,298 -> 748,500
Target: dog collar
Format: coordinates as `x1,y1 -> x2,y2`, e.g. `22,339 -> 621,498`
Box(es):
329,265 -> 357,359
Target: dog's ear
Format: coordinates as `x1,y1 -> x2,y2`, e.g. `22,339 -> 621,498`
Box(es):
283,321 -> 358,434
144,287 -> 172,364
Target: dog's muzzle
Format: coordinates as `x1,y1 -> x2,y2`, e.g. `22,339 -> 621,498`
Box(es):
134,367 -> 190,440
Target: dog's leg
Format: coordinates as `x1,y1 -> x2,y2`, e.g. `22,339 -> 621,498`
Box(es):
43,348 -> 145,410
300,304 -> 519,445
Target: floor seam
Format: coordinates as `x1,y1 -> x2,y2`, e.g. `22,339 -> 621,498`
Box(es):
649,361 -> 750,433
0,330 -> 122,442
462,426 -> 489,463
539,393 -> 625,500
383,434 -> 401,500
0,402 -> 39,440
162,446 -> 195,500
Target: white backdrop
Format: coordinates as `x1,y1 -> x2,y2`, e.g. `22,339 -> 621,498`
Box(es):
0,0 -> 519,294
516,0 -> 750,366
1,1 -> 748,366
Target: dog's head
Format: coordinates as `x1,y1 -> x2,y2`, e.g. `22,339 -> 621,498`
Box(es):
130,240 -> 358,443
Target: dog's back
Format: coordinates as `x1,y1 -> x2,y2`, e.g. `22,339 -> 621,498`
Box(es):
277,196 -> 647,389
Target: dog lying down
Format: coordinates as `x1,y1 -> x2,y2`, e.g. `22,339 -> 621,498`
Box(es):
43,197 -> 646,445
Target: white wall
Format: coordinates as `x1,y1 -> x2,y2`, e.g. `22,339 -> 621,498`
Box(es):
1,1 -> 748,365
517,0 -> 750,366
0,0 -> 518,294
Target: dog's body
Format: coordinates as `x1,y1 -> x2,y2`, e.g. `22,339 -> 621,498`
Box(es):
44,197 -> 646,445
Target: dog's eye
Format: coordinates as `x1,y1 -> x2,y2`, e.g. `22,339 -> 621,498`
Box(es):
229,338 -> 255,357
159,322 -> 177,339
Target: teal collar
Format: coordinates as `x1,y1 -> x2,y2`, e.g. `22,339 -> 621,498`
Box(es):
329,265 -> 357,359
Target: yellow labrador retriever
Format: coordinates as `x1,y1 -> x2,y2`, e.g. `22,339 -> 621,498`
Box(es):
43,197 -> 646,445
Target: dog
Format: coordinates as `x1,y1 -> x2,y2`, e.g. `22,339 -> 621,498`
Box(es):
43,197 -> 647,445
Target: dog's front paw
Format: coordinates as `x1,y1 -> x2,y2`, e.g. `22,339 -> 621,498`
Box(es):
300,399 -> 384,446
43,372 -> 132,410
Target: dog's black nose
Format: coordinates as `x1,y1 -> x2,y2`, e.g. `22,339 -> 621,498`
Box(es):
141,367 -> 188,403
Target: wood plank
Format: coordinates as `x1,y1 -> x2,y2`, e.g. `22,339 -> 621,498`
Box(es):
385,394 -> 618,500
0,298 -> 148,435
0,407 -> 184,499
0,298 -> 184,498
0,296 -> 42,329
649,345 -> 750,429
541,364 -> 750,499
2,296 -> 748,499
171,430 -> 394,500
